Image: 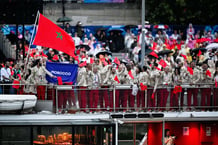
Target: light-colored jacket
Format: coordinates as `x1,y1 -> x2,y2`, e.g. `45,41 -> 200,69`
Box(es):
77,67 -> 88,87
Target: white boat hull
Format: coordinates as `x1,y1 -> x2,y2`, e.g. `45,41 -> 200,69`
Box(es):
0,95 -> 37,111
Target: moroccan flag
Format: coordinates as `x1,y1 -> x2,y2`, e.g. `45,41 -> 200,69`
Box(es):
150,51 -> 158,58
173,86 -> 182,94
206,70 -> 211,77
140,83 -> 147,91
159,59 -> 167,68
180,54 -> 187,60
12,80 -> 20,89
128,70 -> 134,79
151,42 -> 157,50
33,14 -> 75,57
155,66 -> 161,71
114,75 -> 120,84
114,57 -> 120,65
197,50 -> 202,56
90,58 -> 94,64
187,67 -> 193,75
79,61 -> 87,67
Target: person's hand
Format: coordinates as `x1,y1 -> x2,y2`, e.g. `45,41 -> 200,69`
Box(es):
52,76 -> 57,78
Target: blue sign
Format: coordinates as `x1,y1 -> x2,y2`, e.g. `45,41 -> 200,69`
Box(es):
46,62 -> 78,84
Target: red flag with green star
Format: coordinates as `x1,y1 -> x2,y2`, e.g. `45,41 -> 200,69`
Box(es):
33,13 -> 75,57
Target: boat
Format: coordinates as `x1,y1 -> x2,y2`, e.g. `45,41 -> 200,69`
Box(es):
0,95 -> 37,111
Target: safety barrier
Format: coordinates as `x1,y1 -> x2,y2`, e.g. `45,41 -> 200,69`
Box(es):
0,83 -> 217,114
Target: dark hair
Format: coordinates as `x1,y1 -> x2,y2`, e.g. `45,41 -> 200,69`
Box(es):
174,67 -> 181,75
25,69 -> 31,80
143,66 -> 148,71
165,129 -> 170,137
136,65 -> 142,73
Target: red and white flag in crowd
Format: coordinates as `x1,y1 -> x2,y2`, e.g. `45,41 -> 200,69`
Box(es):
128,70 -> 134,79
180,54 -> 187,60
114,75 -> 120,84
114,57 -> 120,65
140,83 -> 147,91
187,67 -> 193,75
206,70 -> 211,77
173,86 -> 182,94
150,51 -> 159,58
197,50 -> 202,56
158,59 -> 167,68
79,61 -> 87,67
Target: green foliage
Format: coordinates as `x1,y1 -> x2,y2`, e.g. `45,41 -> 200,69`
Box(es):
145,0 -> 218,25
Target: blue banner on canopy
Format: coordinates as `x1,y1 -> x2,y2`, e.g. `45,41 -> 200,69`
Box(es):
46,61 -> 78,84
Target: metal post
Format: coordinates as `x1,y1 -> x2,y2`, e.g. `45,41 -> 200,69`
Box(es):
115,119 -> 118,145
55,85 -> 59,113
113,85 -> 116,112
133,124 -> 136,145
141,0 -> 145,67
162,120 -> 165,145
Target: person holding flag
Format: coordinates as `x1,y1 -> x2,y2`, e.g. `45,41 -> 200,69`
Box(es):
150,63 -> 162,111
99,64 -> 111,111
138,66 -> 149,111
161,66 -> 172,111
200,63 -> 213,109
171,68 -> 182,110
117,64 -> 128,112
31,59 -> 56,100
183,61 -> 201,110
87,65 -> 101,112
107,66 -> 120,111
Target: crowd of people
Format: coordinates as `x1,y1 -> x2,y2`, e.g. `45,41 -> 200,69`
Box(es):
0,23 -> 218,113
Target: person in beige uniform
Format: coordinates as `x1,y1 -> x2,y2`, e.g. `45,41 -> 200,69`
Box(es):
184,61 -> 201,110
99,64 -> 111,111
77,63 -> 88,112
161,66 -> 172,111
151,63 -> 163,111
87,66 -> 101,112
106,66 -> 119,111
200,63 -> 213,109
127,65 -> 140,111
171,68 -> 182,110
22,69 -> 37,95
31,59 -> 55,100
117,63 -> 128,111
138,66 -> 149,110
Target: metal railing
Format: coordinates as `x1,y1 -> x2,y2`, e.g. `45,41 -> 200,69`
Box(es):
0,83 -> 217,114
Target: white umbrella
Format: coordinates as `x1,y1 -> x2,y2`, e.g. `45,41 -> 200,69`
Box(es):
206,43 -> 218,50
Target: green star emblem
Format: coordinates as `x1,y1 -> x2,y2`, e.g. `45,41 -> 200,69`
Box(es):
56,32 -> 63,40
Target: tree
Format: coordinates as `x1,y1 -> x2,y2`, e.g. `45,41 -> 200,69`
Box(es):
146,0 -> 218,25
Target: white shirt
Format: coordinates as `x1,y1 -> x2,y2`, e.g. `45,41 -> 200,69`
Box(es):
73,36 -> 81,46
1,67 -> 11,81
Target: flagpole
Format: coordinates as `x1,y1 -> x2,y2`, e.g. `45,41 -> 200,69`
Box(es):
24,11 -> 40,72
